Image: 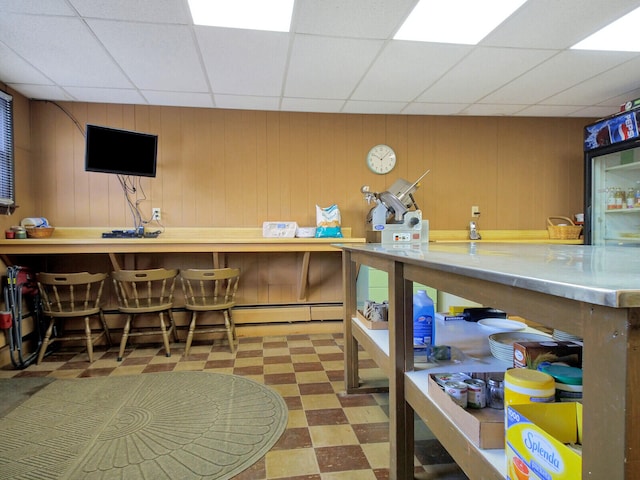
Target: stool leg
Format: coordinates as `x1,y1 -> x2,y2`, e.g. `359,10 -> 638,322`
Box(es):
169,309 -> 179,342
84,316 -> 94,363
159,311 -> 171,357
224,310 -> 235,354
37,317 -> 55,365
99,310 -> 112,347
184,311 -> 197,357
117,314 -> 132,361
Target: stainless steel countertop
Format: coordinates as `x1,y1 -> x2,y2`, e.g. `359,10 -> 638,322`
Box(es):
335,242 -> 640,308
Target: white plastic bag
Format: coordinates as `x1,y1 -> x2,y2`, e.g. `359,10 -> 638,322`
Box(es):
315,204 -> 343,238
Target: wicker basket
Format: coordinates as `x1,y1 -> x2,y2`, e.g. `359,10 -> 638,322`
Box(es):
547,216 -> 582,240
25,226 -> 55,238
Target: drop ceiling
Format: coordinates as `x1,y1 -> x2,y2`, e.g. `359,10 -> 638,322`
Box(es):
1,0 -> 640,118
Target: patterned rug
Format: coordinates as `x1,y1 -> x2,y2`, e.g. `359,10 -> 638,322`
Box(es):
0,372 -> 288,480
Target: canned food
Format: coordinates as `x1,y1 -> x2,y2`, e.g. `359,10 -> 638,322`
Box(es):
433,372 -> 471,388
444,381 -> 468,408
465,378 -> 486,409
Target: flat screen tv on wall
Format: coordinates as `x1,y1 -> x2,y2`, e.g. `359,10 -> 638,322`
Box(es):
85,124 -> 158,177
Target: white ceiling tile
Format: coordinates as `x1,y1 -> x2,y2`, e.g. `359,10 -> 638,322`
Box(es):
352,41 -> 471,102
294,0 -> 416,38
460,103 -> 529,116
65,86 -> 147,105
543,55 -> 640,106
280,97 -> 346,113
481,50 -> 637,105
342,100 -> 408,114
0,43 -> 52,84
515,105 -> 586,117
285,35 -> 384,99
69,0 -> 191,23
8,84 -> 75,101
418,47 -> 555,104
0,0 -> 74,15
143,90 -> 214,108
402,103 -> 467,116
483,0 -> 640,49
196,27 -> 289,96
0,13 -> 132,88
568,106 -> 618,118
2,0 -> 640,116
87,19 -> 208,92
216,94 -> 280,111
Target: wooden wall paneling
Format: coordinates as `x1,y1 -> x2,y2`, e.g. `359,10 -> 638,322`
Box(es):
342,114 -> 367,236
27,102 -> 592,235
385,115 -> 408,181
288,113 -> 311,224
229,110 -> 260,226
33,103 -> 56,221
307,113 -> 323,226
406,116 -> 431,221
178,107 -> 199,226
312,113 -> 338,225
105,104 -> 131,228
307,252 -> 342,302
68,103 -> 89,226
83,103 -> 108,227
254,111 -> 269,224
265,111 -> 283,222
1,90 -> 34,232
206,109 -> 226,226
496,117 -> 536,229
159,107 -> 183,227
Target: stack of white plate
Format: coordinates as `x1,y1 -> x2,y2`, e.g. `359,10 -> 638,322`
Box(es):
488,332 -> 553,363
552,329 -> 583,342
477,318 -> 526,332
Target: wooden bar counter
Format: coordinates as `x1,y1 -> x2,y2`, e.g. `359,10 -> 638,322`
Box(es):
0,227 -> 365,338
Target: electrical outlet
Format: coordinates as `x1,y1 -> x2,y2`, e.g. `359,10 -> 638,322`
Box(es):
152,208 -> 161,221
471,205 -> 480,217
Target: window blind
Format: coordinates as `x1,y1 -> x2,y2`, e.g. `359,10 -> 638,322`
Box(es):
0,90 -> 15,207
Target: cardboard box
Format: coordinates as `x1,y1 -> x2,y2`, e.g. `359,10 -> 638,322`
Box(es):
513,340 -> 582,369
356,310 -> 388,330
506,402 -> 582,480
428,373 -> 504,449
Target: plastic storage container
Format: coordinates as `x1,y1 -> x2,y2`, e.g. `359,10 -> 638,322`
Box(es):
504,368 -> 555,409
538,364 -> 583,402
413,290 -> 435,347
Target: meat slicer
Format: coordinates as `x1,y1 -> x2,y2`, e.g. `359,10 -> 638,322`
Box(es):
361,170 -> 430,244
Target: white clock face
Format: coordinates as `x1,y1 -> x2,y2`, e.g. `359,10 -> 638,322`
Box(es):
366,144 -> 396,174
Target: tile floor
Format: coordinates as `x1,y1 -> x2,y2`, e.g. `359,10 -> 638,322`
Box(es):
1,333 -> 468,480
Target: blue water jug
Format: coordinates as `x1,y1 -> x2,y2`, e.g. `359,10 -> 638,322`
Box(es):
413,290 -> 435,347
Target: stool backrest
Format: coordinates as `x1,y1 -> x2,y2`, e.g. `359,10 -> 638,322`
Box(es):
181,268 -> 240,309
37,272 -> 107,316
112,268 -> 178,310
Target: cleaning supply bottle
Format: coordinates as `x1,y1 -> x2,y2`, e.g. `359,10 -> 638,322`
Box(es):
413,290 -> 435,347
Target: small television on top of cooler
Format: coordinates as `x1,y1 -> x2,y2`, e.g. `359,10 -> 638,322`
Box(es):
85,124 -> 158,177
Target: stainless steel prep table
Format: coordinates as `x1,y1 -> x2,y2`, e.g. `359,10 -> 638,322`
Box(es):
338,242 -> 640,480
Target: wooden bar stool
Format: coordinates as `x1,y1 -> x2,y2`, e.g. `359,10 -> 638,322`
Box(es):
112,268 -> 178,361
36,272 -> 111,364
180,268 -> 240,355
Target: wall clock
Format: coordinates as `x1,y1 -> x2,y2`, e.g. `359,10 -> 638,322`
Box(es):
366,144 -> 396,174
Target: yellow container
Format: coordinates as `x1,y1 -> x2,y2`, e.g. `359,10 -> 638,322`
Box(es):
504,368 -> 555,408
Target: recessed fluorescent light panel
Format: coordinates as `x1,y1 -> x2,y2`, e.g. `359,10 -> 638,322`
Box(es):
571,6 -> 640,52
188,0 -> 294,32
394,0 -> 527,44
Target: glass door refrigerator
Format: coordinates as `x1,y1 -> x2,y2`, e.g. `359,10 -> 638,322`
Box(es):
584,108 -> 640,246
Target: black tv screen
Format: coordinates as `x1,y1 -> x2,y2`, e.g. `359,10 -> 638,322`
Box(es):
85,124 -> 158,177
